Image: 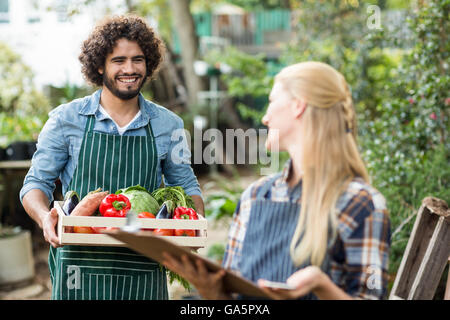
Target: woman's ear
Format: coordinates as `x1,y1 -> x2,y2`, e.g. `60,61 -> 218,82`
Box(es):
292,98 -> 307,119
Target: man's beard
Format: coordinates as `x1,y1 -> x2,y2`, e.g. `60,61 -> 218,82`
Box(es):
102,72 -> 147,100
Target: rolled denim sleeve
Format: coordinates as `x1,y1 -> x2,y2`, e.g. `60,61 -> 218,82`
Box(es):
20,111 -> 69,204
162,117 -> 202,197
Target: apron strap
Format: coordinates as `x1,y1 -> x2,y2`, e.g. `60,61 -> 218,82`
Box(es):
86,114 -> 96,132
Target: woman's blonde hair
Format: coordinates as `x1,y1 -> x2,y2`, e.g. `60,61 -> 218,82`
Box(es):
275,61 -> 370,267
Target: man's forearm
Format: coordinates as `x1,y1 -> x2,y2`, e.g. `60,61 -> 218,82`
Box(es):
191,195 -> 204,216
22,189 -> 51,229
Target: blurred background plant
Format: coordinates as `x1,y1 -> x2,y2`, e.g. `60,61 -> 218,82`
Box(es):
204,46 -> 274,128
0,42 -> 51,147
203,174 -> 243,221
359,0 -> 449,281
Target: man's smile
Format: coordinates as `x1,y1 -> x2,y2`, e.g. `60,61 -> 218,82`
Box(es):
116,75 -> 141,84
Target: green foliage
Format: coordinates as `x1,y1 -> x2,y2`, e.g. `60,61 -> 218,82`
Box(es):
46,82 -> 93,107
207,243 -> 226,262
371,145 -> 449,274
204,176 -> 243,220
282,1 -> 402,120
159,265 -> 192,291
204,47 -> 276,127
0,42 -> 51,146
134,0 -> 173,42
0,114 -> 47,148
360,0 -> 449,276
205,47 -> 273,98
224,0 -> 293,10
0,42 -> 50,117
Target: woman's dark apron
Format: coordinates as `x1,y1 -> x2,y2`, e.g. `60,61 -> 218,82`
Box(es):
239,174 -> 334,300
48,115 -> 168,300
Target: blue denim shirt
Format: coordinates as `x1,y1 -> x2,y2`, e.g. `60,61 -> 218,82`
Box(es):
20,89 -> 201,204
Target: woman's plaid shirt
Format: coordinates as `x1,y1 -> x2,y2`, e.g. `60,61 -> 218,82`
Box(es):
222,160 -> 391,300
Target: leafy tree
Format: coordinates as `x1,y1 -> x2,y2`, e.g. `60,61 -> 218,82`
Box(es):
282,0 -> 404,119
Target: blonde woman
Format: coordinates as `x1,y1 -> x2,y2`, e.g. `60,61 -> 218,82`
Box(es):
163,61 -> 391,300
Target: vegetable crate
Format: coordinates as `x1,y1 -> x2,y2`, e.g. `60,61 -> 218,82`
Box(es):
54,201 -> 207,248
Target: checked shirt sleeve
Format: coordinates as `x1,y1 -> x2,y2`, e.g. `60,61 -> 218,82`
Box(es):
222,195 -> 252,274
336,187 -> 391,300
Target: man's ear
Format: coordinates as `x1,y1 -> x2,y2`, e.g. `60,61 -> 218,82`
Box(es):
292,98 -> 307,118
98,66 -> 104,75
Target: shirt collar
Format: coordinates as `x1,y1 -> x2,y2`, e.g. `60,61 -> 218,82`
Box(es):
279,158 -> 292,185
79,89 -> 159,123
268,158 -> 292,191
273,158 -> 303,202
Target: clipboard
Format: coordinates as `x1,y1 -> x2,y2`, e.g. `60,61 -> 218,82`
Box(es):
104,229 -> 272,298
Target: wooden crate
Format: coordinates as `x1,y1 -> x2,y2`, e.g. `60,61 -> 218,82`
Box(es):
54,201 -> 207,248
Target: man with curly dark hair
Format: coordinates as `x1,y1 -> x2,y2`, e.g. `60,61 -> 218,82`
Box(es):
20,14 -> 204,300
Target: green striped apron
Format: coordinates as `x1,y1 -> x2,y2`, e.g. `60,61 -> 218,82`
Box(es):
49,115 -> 169,300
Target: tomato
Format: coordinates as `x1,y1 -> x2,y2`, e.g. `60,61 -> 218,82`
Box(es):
174,229 -> 196,237
138,212 -> 156,219
138,212 -> 156,231
153,228 -> 174,236
91,226 -> 118,234
73,226 -> 95,234
91,227 -> 105,234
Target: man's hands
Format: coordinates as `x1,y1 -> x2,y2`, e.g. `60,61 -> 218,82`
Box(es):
43,208 -> 61,248
22,189 -> 61,248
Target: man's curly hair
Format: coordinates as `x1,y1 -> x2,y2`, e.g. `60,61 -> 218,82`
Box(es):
79,15 -> 165,86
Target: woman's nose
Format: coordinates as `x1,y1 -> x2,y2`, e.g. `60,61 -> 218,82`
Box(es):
262,114 -> 269,126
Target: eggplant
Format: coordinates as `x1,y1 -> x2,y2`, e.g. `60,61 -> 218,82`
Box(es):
62,190 -> 80,216
155,200 -> 174,219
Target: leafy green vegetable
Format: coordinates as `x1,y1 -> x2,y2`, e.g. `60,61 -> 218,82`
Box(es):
115,185 -> 160,214
152,186 -> 197,290
151,186 -> 196,211
159,265 -> 192,291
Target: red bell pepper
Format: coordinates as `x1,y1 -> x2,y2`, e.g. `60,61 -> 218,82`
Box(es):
99,194 -> 131,217
173,206 -> 198,237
